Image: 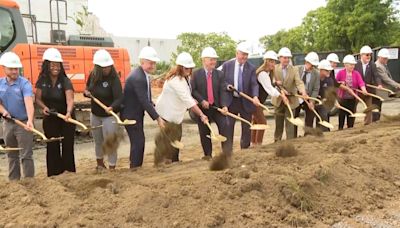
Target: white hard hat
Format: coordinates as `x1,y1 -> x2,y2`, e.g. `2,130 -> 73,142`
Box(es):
201,47 -> 219,58
236,42 -> 251,54
43,48 -> 63,62
377,48 -> 390,58
278,47 -> 292,57
318,59 -> 333,71
176,52 -> 195,68
93,49 -> 114,67
138,46 -> 160,62
360,45 -> 373,54
343,55 -> 357,64
305,52 -> 320,66
327,53 -> 340,63
0,52 -> 22,68
263,50 -> 278,60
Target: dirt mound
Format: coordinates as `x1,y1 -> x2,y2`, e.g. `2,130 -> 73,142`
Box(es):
1,120 -> 400,227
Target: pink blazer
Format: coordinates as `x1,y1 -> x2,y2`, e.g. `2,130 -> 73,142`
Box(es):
336,69 -> 365,99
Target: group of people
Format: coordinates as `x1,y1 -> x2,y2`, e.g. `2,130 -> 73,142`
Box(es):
0,42 -> 398,180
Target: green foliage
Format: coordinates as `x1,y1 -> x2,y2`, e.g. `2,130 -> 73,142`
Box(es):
155,61 -> 171,76
173,32 -> 237,67
260,0 -> 400,53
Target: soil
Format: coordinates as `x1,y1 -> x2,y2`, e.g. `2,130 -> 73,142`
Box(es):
0,97 -> 399,227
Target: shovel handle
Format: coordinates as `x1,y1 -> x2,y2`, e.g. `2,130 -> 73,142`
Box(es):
215,106 -> 252,127
205,121 -> 216,137
284,103 -> 295,119
227,85 -> 269,111
341,85 -> 368,108
303,99 -> 323,122
89,95 -> 122,122
335,101 -> 355,115
54,113 -> 88,130
294,94 -> 322,105
355,89 -> 384,101
366,84 -> 395,95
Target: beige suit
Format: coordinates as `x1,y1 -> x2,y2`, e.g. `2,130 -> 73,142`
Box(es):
271,64 -> 306,141
375,60 -> 400,89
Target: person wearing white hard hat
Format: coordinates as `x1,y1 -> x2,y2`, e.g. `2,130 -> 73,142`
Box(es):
315,59 -> 335,131
35,48 -> 76,176
251,50 -> 289,145
327,53 -> 340,79
121,46 -> 165,169
374,48 -> 400,121
154,52 -> 208,164
272,47 -> 307,141
355,45 -> 382,125
294,52 -> 320,137
191,47 -> 230,160
336,55 -> 368,130
221,41 -> 260,151
0,52 -> 35,180
84,49 -> 123,170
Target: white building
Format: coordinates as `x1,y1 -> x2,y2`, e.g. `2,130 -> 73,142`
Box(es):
14,0 -> 179,64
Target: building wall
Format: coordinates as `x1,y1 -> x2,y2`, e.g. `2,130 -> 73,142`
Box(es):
112,36 -> 180,65
14,0 -> 179,64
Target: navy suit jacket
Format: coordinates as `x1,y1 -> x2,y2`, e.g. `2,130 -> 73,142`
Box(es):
191,68 -> 228,108
355,60 -> 382,93
121,66 -> 159,121
221,59 -> 258,113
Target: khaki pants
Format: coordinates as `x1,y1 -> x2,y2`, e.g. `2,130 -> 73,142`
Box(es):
274,103 -> 295,141
3,120 -> 34,181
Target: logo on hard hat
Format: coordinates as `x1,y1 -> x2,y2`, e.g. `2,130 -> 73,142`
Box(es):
103,82 -> 109,88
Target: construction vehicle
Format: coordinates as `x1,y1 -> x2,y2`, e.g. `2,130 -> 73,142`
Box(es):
0,0 -> 131,137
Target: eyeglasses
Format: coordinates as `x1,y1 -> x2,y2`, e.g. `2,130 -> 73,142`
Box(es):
364,54 -> 371,57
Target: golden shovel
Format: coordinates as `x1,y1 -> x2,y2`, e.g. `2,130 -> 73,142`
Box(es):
284,102 -> 305,127
48,110 -> 102,133
335,101 -> 366,118
88,94 -> 136,126
303,99 -> 334,129
227,85 -> 271,113
0,145 -> 23,152
160,128 -> 184,149
205,121 -> 226,142
212,106 -> 268,130
3,116 -> 63,143
366,84 -> 395,96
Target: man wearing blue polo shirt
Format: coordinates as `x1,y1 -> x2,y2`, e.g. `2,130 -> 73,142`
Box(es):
0,52 -> 35,181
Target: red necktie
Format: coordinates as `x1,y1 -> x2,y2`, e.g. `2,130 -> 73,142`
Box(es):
207,71 -> 214,105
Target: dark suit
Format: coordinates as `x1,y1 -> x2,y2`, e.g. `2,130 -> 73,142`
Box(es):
121,66 -> 159,168
355,60 -> 382,124
191,68 -> 230,156
222,59 -> 258,150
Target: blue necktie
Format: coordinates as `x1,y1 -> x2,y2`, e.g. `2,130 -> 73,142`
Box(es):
238,64 -> 243,92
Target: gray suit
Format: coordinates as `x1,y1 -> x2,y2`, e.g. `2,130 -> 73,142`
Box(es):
294,65 -> 320,137
375,60 -> 400,89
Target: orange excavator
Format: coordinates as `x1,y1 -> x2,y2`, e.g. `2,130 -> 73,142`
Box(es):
0,0 -> 131,93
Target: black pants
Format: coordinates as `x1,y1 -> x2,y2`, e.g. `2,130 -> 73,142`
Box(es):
43,115 -> 76,177
372,97 -> 382,122
125,117 -> 145,168
294,102 -> 315,137
194,107 -> 229,157
315,105 -> 330,132
338,99 -> 357,130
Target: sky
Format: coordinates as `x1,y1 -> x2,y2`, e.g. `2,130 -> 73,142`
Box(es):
87,0 -> 326,42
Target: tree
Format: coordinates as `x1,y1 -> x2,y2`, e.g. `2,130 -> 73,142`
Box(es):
173,32 -> 237,67
260,0 -> 400,53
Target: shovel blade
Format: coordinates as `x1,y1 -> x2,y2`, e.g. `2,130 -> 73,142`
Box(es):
287,117 -> 304,127
350,113 -> 366,118
320,121 -> 334,129
171,140 -> 184,149
250,124 -> 268,130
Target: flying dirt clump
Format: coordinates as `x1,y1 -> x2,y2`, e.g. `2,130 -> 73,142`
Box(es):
154,122 -> 182,166
102,129 -> 125,155
275,143 -> 299,157
210,153 -> 231,171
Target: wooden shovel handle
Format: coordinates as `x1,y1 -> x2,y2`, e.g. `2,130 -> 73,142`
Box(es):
227,85 -> 269,111
366,84 -> 395,94
335,101 -> 355,115
205,121 -> 216,137
216,107 -> 252,127
294,94 -> 322,105
90,95 -> 122,122
55,113 -> 88,130
303,99 -> 323,122
355,89 -> 384,101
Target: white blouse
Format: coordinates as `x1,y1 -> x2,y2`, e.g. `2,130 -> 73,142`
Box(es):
155,76 -> 197,124
257,71 -> 281,97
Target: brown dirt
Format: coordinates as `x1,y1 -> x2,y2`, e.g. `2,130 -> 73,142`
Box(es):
102,129 -> 125,156
1,119 -> 399,227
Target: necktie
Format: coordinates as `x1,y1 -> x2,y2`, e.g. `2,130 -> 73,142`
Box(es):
302,71 -> 307,85
147,75 -> 152,101
207,71 -> 214,105
238,64 -> 243,92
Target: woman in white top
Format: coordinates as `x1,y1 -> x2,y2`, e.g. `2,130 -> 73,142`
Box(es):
251,51 -> 289,145
155,52 -> 208,164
